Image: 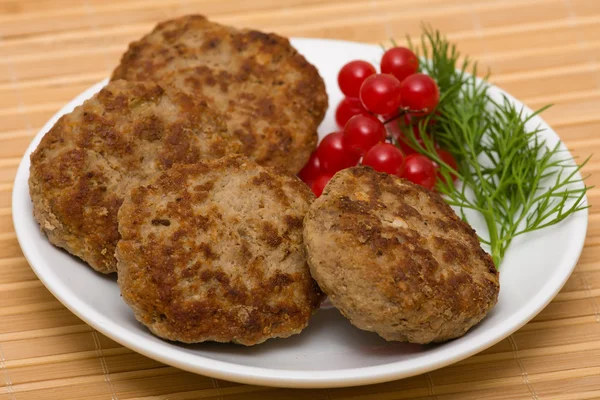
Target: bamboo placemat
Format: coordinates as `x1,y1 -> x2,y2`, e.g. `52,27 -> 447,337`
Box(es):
1,0 -> 600,398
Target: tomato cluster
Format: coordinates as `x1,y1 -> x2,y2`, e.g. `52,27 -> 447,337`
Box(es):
299,47 -> 457,196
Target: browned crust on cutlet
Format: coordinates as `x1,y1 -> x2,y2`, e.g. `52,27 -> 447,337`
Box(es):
116,155 -> 323,345
29,80 -> 240,273
303,167 -> 499,343
111,14 -> 327,174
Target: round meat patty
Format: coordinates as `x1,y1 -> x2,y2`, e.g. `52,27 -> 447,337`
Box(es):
116,155 -> 324,345
304,167 -> 499,343
111,14 -> 328,174
29,80 -> 241,274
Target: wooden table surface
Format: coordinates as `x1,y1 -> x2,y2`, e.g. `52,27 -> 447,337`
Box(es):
2,0 -> 600,399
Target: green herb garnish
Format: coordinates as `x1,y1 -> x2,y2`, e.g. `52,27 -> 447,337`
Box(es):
394,26 -> 591,267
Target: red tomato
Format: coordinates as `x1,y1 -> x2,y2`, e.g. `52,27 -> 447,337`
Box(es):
298,151 -> 322,186
338,60 -> 376,98
343,114 -> 387,157
401,154 -> 437,190
380,47 -> 419,82
335,97 -> 369,128
311,173 -> 334,197
317,132 -> 361,174
359,73 -> 402,115
400,73 -> 440,116
362,143 -> 405,177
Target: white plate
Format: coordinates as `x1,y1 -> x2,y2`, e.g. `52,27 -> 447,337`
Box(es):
12,38 -> 588,388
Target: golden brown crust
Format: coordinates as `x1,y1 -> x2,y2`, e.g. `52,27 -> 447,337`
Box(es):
304,167 -> 499,343
116,155 -> 323,345
29,80 -> 240,273
111,14 -> 328,174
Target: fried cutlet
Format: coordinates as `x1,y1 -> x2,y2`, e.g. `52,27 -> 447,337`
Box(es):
111,15 -> 328,174
303,167 -> 499,343
29,80 -> 240,273
116,155 -> 324,345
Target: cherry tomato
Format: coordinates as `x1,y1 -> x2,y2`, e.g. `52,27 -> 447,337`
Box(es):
338,60 -> 376,98
400,73 -> 440,116
380,47 -> 419,82
362,143 -> 405,177
401,154 -> 437,190
311,173 -> 334,197
317,131 -> 361,174
359,73 -> 402,115
335,97 -> 368,128
434,149 -> 458,184
343,114 -> 387,156
298,151 -> 322,186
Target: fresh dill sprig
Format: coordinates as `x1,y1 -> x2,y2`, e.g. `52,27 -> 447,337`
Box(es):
396,26 -> 592,267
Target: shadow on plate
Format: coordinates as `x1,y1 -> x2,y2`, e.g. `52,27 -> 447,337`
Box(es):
175,307 -> 427,358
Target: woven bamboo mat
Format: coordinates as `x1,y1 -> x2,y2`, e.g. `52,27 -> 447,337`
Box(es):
1,0 -> 600,398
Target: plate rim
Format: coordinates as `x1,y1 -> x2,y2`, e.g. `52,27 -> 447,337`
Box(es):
12,37 -> 589,388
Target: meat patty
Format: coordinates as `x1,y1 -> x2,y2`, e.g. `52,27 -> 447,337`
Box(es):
116,155 -> 324,345
111,14 -> 328,174
303,167 -> 499,343
29,80 -> 240,274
